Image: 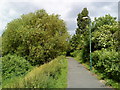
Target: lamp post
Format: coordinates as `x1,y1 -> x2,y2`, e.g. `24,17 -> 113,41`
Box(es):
82,16 -> 92,71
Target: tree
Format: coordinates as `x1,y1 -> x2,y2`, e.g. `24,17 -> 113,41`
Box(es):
76,8 -> 90,35
92,14 -> 118,51
92,14 -> 117,32
70,8 -> 90,51
2,9 -> 69,66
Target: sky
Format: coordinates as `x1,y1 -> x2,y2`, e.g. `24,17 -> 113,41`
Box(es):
0,0 -> 119,36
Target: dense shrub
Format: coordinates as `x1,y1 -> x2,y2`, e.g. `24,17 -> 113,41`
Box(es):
3,56 -> 67,88
92,24 -> 118,51
92,49 -> 120,82
0,37 -> 1,57
0,57 -> 1,88
70,50 -> 79,57
2,9 -> 69,66
70,50 -> 83,62
1,54 -> 33,81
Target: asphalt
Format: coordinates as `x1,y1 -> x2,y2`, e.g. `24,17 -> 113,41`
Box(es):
67,57 -> 112,88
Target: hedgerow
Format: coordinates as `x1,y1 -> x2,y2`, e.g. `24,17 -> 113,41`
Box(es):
1,54 -> 33,81
92,49 -> 120,82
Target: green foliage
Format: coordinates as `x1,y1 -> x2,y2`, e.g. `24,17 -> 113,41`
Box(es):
0,37 -> 1,57
3,56 -> 68,88
69,35 -> 79,50
0,56 -> 1,89
113,28 -> 120,52
105,79 -> 119,88
92,22 -> 118,51
77,14 -> 118,63
70,50 -> 83,63
70,8 -> 90,51
70,11 -> 119,88
2,9 -> 69,66
92,49 -> 120,82
76,8 -> 90,35
70,50 -> 79,57
92,14 -> 117,32
72,50 -> 120,88
1,54 -> 33,81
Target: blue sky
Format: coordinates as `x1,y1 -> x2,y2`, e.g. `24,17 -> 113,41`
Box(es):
0,0 -> 119,36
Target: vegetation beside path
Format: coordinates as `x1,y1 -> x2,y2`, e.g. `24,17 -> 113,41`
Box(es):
71,51 -> 119,89
2,56 -> 68,88
69,8 -> 120,89
1,9 -> 69,88
1,7 -> 119,89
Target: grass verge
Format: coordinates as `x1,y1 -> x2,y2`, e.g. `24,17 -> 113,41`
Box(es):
2,56 -> 68,88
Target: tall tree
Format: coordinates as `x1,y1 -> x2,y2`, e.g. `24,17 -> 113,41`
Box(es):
76,8 -> 90,35
2,9 -> 69,66
70,8 -> 90,51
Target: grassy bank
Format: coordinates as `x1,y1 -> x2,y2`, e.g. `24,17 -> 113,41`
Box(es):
2,56 -> 68,88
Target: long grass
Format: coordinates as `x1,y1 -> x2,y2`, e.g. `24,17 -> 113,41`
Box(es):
3,55 -> 68,88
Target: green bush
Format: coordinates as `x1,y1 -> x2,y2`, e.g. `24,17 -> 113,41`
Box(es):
70,50 -> 83,62
2,9 -> 69,66
1,54 -> 33,81
70,50 -> 79,57
0,37 -> 1,57
0,56 -> 1,89
3,56 -> 68,88
92,49 -> 120,81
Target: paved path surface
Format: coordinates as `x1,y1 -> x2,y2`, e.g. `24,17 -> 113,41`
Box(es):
67,57 -> 110,88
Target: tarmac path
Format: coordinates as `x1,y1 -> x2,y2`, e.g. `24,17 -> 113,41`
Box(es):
67,57 -> 112,89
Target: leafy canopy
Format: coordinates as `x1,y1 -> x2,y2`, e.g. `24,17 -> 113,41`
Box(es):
2,9 -> 69,65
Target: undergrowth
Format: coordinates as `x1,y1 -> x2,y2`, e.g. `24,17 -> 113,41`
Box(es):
2,56 -> 68,88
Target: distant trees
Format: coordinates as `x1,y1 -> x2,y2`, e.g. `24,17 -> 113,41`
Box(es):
2,9 -> 69,66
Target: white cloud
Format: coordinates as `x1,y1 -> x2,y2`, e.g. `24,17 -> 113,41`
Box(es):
9,9 -> 17,16
2,0 -> 119,2
0,0 -> 119,35
31,1 -> 71,19
0,1 -> 21,34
